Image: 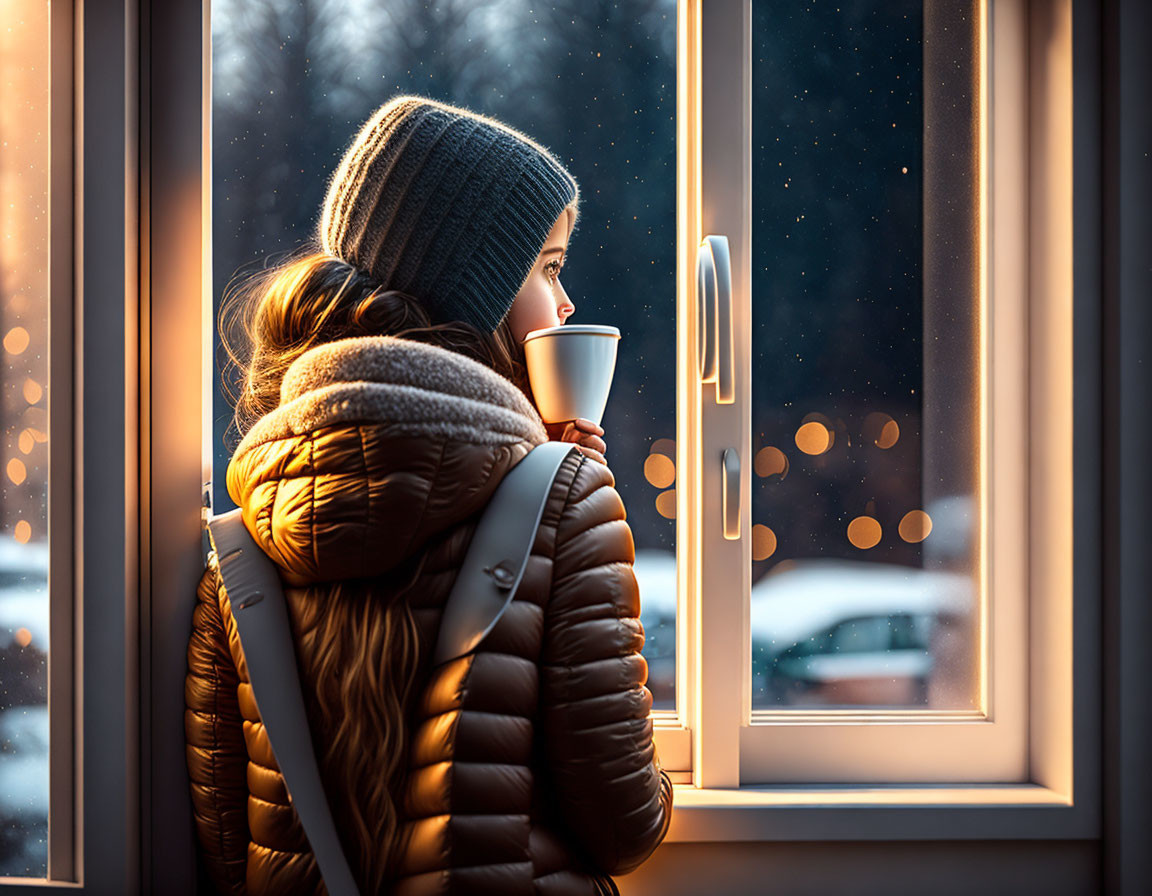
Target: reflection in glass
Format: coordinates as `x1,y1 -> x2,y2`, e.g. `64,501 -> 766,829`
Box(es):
212,0 -> 678,709
0,0 -> 51,875
750,0 -> 979,710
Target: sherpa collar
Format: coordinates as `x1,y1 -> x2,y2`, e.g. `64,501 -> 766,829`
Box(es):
233,335 -> 549,460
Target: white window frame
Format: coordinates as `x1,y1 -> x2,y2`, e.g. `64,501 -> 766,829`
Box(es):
653,0 -> 1097,843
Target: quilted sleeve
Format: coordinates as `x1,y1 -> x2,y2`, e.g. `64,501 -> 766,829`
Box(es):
539,455 -> 674,876
185,559 -> 250,895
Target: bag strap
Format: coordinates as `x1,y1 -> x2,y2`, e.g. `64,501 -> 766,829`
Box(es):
433,440 -> 578,665
207,509 -> 362,896
206,440 -> 579,896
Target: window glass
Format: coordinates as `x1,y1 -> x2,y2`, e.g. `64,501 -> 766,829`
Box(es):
212,0 -> 678,709
0,0 -> 51,876
749,0 -> 979,710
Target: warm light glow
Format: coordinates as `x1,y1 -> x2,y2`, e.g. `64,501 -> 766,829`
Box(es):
3,327 -> 30,355
847,515 -> 882,549
754,445 -> 788,480
655,488 -> 676,519
751,524 -> 777,561
795,421 -> 831,455
863,411 -> 900,448
644,453 -> 676,488
898,509 -> 933,542
13,520 -> 31,544
18,430 -> 33,454
22,378 -> 42,404
649,437 -> 676,459
14,627 -> 32,648
6,458 -> 27,485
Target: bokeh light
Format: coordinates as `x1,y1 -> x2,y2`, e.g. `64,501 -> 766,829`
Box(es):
7,458 -> 27,485
655,488 -> 676,519
898,509 -> 933,543
846,515 -> 882,549
862,411 -> 900,449
795,420 -> 832,455
754,445 -> 789,480
644,452 -> 675,489
752,523 -> 777,561
4,326 -> 30,355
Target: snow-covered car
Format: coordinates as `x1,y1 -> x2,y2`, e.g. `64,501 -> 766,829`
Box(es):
751,559 -> 971,706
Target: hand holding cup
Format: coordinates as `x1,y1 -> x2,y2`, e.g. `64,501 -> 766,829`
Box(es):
544,418 -> 607,466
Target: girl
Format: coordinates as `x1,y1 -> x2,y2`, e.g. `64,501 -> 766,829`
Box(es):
186,95 -> 672,895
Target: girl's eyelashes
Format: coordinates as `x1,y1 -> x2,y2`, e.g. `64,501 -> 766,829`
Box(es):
544,259 -> 564,282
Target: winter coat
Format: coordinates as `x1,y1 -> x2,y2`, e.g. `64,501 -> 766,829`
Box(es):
184,335 -> 673,895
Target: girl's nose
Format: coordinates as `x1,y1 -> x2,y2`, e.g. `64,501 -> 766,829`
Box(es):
557,282 -> 575,321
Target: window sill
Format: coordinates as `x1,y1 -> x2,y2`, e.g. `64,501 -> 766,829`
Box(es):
664,784 -> 1095,842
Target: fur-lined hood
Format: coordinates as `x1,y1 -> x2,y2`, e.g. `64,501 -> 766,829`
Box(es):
226,336 -> 548,586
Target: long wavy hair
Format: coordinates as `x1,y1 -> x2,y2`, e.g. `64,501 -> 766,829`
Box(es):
219,248 -> 534,893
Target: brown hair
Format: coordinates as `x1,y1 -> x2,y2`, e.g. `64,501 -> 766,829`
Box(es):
218,249 -> 534,892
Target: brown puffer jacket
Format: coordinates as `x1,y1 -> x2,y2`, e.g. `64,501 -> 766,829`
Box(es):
185,335 -> 673,895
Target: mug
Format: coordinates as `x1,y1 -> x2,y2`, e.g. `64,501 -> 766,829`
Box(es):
522,324 -> 621,427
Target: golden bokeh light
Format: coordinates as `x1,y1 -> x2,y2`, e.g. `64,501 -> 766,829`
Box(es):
847,515 -> 882,549
795,421 -> 831,455
863,411 -> 900,449
22,378 -> 42,404
4,327 -> 30,355
754,445 -> 789,480
649,437 -> 676,459
29,428 -> 46,443
15,628 -> 32,648
752,524 -> 777,561
18,430 -> 34,454
643,453 -> 676,489
898,509 -> 933,543
23,406 -> 46,429
7,458 -> 27,485
655,488 -> 676,519
14,521 -> 31,544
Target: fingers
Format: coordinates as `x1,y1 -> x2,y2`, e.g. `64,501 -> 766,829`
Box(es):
572,418 -> 604,436
575,445 -> 607,465
561,420 -> 606,456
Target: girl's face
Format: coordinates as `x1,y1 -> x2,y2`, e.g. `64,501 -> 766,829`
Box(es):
506,207 -> 576,343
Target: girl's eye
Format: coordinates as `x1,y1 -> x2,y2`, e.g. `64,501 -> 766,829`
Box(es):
544,259 -> 563,281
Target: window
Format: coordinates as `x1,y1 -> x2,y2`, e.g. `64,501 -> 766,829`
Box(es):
0,0 -> 74,883
669,0 -> 1091,839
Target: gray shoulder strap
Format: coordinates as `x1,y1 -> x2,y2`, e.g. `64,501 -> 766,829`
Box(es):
433,440 -> 579,666
206,510 -> 361,896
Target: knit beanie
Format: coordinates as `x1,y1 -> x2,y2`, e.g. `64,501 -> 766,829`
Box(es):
318,95 -> 580,334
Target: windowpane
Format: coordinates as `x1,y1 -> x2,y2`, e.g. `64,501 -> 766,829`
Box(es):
211,0 -> 678,709
0,0 -> 52,875
749,0 -> 979,710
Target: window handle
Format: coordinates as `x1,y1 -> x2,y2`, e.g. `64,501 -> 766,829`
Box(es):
722,448 -> 740,539
696,234 -> 734,404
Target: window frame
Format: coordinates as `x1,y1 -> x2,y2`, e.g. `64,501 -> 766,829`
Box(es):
659,0 -> 1099,843
1,0 -> 143,892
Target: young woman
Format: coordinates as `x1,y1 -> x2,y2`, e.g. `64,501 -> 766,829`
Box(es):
185,95 -> 672,895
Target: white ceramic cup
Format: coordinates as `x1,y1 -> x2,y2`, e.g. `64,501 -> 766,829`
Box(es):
522,324 -> 621,427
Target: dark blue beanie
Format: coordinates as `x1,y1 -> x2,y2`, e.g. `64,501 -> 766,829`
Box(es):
319,95 -> 580,334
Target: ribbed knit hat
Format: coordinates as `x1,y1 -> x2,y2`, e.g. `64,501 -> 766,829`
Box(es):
319,95 -> 580,334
